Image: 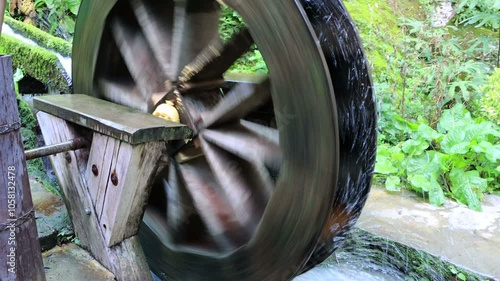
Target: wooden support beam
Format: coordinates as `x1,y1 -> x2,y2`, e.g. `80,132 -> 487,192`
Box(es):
0,55 -> 46,281
37,111 -> 155,281
86,133 -> 166,246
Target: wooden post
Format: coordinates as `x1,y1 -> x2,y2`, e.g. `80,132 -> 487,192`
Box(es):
0,56 -> 46,280
0,0 -> 5,35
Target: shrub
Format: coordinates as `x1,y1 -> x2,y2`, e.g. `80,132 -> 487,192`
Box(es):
480,68 -> 500,125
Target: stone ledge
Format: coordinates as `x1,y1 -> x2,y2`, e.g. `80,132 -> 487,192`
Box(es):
43,244 -> 115,281
357,187 -> 500,280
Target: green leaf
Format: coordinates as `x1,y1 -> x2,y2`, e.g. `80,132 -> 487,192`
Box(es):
61,17 -> 75,35
463,122 -> 498,143
427,178 -> 446,206
409,175 -> 430,192
441,129 -> 468,154
448,142 -> 470,154
485,144 -> 500,163
375,156 -> 398,175
406,151 -> 443,179
415,124 -> 442,142
408,175 -> 445,206
392,114 -> 419,133
437,104 -> 472,133
448,154 -> 468,169
471,141 -> 492,154
13,68 -> 24,83
385,176 -> 401,191
64,0 -> 80,15
402,139 -> 429,156
449,169 -> 487,211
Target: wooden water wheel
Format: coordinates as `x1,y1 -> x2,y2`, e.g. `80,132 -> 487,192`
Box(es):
70,0 -> 377,279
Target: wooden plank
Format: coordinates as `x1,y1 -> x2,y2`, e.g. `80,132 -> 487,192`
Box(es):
37,112 -> 153,281
99,141 -> 166,246
34,94 -> 192,144
85,133 -> 121,218
0,55 -> 46,281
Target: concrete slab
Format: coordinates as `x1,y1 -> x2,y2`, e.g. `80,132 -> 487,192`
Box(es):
357,187 -> 500,280
43,243 -> 115,281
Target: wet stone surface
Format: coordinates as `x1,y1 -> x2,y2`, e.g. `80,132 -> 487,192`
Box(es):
357,187 -> 500,280
43,243 -> 115,281
31,178 -> 73,251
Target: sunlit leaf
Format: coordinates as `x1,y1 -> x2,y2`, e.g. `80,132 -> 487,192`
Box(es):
450,169 -> 486,211
385,176 -> 401,192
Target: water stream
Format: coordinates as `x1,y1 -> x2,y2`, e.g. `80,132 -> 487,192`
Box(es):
1,23 -> 72,80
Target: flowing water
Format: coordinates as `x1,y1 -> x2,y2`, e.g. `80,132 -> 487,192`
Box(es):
1,23 -> 72,79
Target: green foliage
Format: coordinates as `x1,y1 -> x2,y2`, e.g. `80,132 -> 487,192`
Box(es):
219,6 -> 246,42
229,49 -> 267,74
391,18 -> 494,124
219,6 -> 268,74
453,0 -> 500,29
376,105 -> 500,211
479,68 -> 500,125
34,0 -> 80,40
13,70 -> 60,195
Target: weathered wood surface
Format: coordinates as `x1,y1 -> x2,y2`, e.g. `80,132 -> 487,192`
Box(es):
86,133 -> 166,246
0,55 -> 46,281
0,0 -> 5,35
37,112 -> 153,281
34,94 -> 192,144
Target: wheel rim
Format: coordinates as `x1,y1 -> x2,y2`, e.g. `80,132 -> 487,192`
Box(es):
73,0 -> 376,280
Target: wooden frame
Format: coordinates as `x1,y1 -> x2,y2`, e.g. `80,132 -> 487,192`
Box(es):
35,94 -> 191,280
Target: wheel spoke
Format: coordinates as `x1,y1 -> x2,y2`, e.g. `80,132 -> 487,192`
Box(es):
179,28 -> 254,84
201,122 -> 281,170
164,163 -> 195,239
98,78 -> 152,112
197,78 -> 271,128
177,157 -> 249,251
130,0 -> 174,78
169,0 -> 220,79
241,120 -> 279,145
110,15 -> 165,97
199,137 -> 265,232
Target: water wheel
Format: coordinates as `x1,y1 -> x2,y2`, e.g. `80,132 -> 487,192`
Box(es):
72,0 -> 377,280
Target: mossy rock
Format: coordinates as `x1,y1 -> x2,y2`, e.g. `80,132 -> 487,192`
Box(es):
0,34 -> 71,93
4,16 -> 72,56
342,0 -> 422,78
